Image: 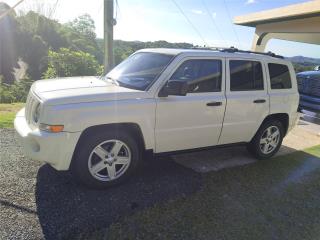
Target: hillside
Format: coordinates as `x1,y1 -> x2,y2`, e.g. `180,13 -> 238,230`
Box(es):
287,56 -> 320,66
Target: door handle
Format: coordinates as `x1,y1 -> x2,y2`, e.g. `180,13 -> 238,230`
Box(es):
253,99 -> 266,103
206,101 -> 222,107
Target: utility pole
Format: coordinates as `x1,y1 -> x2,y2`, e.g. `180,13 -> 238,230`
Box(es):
104,0 -> 114,74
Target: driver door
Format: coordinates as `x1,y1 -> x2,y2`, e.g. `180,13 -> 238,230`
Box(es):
155,57 -> 226,153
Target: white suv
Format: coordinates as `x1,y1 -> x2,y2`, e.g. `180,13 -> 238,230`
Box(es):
14,48 -> 300,188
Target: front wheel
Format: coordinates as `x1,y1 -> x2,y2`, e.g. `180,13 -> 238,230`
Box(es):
71,129 -> 141,189
247,120 -> 284,160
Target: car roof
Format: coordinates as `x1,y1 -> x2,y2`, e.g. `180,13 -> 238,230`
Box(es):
137,48 -> 289,63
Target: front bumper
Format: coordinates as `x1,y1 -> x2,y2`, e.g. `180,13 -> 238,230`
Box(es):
14,108 -> 81,170
299,94 -> 320,113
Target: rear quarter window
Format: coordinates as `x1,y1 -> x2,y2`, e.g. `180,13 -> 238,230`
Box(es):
268,63 -> 292,89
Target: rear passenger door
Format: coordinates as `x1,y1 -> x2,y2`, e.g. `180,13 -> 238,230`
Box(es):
267,62 -> 299,120
219,58 -> 269,145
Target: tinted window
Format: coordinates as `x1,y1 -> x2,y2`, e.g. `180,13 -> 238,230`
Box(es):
268,63 -> 292,89
230,60 -> 263,91
170,59 -> 222,93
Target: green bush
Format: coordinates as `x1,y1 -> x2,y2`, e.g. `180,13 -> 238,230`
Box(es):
0,76 -> 32,103
43,48 -> 102,79
292,63 -> 314,73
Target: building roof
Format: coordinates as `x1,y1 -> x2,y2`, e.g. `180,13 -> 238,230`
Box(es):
234,1 -> 320,27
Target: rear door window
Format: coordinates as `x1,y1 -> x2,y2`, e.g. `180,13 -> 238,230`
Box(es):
229,60 -> 264,91
268,63 -> 292,89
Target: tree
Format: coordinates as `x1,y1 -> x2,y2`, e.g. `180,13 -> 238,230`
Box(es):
17,11 -> 66,51
17,0 -> 60,19
65,14 -> 103,63
108,40 -> 195,65
292,63 -> 314,73
67,14 -> 96,40
15,12 -> 103,79
17,33 -> 48,80
0,2 -> 19,84
9,11 -> 62,81
43,48 -> 102,78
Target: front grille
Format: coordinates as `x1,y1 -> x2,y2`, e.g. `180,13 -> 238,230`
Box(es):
298,76 -> 320,97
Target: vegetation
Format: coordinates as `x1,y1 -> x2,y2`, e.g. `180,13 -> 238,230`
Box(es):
108,40 -> 194,65
0,103 -> 24,128
0,3 -> 103,84
0,2 -> 198,103
87,146 -> 320,240
43,48 -> 103,78
0,78 -> 32,103
292,63 -> 315,73
0,2 -> 319,103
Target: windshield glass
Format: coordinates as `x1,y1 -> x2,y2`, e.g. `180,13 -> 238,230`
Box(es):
106,52 -> 174,91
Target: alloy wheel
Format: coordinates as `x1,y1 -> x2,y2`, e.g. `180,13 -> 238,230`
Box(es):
259,126 -> 280,155
88,140 -> 131,182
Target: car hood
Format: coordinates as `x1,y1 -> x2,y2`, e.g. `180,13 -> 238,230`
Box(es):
32,76 -> 149,105
297,71 -> 320,80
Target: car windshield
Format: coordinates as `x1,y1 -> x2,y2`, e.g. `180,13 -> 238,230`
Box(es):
105,52 -> 174,91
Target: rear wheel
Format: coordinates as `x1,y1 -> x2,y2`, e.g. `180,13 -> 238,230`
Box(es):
71,129 -> 140,189
247,120 -> 284,160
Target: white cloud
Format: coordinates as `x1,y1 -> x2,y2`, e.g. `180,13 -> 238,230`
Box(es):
245,0 -> 257,4
191,9 -> 204,15
211,12 -> 217,19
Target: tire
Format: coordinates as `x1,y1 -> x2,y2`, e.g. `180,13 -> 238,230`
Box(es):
247,120 -> 284,160
71,129 -> 141,189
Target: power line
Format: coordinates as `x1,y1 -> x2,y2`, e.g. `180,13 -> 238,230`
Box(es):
171,0 -> 208,46
223,0 -> 242,49
201,0 -> 225,45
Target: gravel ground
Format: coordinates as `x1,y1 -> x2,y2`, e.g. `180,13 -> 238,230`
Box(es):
0,129 -> 202,240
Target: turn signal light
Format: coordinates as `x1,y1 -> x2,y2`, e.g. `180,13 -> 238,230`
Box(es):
40,124 -> 64,133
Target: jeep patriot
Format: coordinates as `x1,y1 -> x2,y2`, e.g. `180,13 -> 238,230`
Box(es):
14,48 -> 300,188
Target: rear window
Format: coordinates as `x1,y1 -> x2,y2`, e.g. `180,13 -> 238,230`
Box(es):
230,60 -> 264,91
268,63 -> 292,89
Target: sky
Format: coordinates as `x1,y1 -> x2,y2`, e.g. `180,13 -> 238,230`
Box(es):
3,0 -> 320,58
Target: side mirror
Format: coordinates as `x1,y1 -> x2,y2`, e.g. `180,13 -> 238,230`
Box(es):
159,80 -> 189,97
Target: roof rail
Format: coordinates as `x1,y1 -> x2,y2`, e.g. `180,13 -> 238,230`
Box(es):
221,46 -> 284,59
190,46 -> 284,59
191,46 -> 229,51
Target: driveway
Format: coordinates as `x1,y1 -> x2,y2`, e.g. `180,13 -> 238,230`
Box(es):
0,112 -> 319,239
0,129 -> 201,239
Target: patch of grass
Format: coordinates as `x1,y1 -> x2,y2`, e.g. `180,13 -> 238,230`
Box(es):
94,146 -> 320,240
0,103 -> 24,128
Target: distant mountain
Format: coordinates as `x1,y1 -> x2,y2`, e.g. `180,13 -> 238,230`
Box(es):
286,56 -> 320,66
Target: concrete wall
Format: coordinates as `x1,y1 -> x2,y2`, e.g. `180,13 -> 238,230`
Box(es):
252,16 -> 320,52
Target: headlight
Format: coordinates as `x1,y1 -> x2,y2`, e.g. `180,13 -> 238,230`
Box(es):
33,103 -> 41,123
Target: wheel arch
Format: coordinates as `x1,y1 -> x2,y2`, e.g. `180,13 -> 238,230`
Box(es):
260,113 -> 289,135
71,123 -> 147,167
